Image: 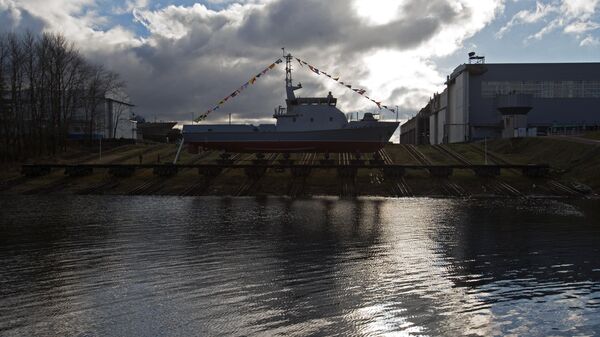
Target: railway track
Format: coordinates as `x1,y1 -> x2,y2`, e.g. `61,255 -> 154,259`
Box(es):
469,143 -> 584,197
433,145 -> 472,165
124,150 -> 216,196
287,153 -> 316,197
180,153 -> 243,196
338,152 -> 356,197
403,144 -> 431,165
21,144 -> 172,195
91,143 -> 164,164
79,146 -> 181,196
235,153 -> 280,196
403,145 -> 471,197
379,149 -> 413,197
7,144 -> 166,194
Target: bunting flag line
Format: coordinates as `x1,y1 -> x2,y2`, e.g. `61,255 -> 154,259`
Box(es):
295,56 -> 398,113
195,57 -> 283,122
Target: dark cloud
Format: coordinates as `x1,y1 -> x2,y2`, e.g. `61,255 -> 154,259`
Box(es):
1,0 -> 491,123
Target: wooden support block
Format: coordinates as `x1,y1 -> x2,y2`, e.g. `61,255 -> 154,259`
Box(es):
153,165 -> 178,177
383,167 -> 405,178
109,166 -> 136,178
522,165 -> 549,178
291,167 -> 311,177
21,165 -> 51,177
198,166 -> 222,177
65,166 -> 93,177
244,166 -> 267,179
337,167 -> 357,179
473,166 -> 500,177
428,167 -> 453,177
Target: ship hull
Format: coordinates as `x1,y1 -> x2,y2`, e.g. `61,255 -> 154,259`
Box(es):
183,123 -> 398,153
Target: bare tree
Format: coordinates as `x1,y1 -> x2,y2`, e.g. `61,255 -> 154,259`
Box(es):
0,31 -> 126,162
110,91 -> 132,138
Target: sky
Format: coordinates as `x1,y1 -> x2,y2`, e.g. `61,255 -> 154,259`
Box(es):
1,0 -> 599,124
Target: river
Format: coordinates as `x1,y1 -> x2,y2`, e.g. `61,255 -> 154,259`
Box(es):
1,196 -> 599,336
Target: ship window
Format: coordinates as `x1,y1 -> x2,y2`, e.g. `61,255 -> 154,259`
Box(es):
293,117 -> 296,122
208,129 -> 212,132
329,117 -> 333,122
310,118 -> 314,122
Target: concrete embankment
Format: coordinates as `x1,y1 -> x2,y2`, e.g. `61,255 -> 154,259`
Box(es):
1,137 -> 598,198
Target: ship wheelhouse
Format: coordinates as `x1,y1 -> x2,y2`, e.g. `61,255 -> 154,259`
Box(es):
274,90 -> 348,132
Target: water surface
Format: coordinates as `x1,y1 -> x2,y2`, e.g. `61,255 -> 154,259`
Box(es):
1,196 -> 599,336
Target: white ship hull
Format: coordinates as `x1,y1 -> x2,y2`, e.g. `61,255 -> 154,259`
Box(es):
183,122 -> 398,153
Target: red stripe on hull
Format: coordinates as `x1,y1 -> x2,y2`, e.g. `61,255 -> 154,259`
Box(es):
187,141 -> 386,153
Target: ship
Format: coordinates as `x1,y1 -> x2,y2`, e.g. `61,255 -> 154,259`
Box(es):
182,54 -> 399,153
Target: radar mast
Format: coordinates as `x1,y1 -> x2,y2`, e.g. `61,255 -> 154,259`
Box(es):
282,48 -> 301,102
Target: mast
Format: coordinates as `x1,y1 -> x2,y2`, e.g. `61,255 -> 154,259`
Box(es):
282,48 -> 301,102
285,50 -> 293,90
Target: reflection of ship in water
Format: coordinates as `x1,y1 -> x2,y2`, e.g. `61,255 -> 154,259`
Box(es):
182,54 -> 399,153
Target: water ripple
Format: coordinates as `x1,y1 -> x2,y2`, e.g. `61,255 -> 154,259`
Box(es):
1,196 -> 599,336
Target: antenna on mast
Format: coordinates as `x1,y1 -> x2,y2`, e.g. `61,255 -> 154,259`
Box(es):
284,49 -> 293,89
283,48 -> 301,101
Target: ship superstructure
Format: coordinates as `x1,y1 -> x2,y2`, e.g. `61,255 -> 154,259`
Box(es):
182,54 -> 399,153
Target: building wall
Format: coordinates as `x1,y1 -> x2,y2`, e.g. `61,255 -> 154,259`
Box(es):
400,115 -> 429,145
429,90 -> 447,145
447,71 -> 470,143
429,107 -> 447,145
69,98 -> 136,139
424,62 -> 600,144
468,63 -> 600,140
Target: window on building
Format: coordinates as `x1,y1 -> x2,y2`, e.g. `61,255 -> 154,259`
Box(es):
482,80 -> 600,98
310,118 -> 314,122
329,117 -> 333,122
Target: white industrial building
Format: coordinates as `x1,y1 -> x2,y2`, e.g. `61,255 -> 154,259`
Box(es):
402,57 -> 600,145
69,97 -> 137,140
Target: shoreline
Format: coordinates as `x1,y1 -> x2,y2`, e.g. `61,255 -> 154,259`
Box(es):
2,137 -> 598,199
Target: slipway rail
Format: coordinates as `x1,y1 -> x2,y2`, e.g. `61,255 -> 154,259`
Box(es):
21,162 -> 551,179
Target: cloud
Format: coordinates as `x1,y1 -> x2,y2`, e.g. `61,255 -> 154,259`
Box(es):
564,21 -> 600,34
497,0 -> 600,45
580,35 -> 600,46
0,0 -> 504,123
496,1 -> 558,38
112,0 -> 149,15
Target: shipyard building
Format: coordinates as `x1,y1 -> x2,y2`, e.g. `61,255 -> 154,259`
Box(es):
401,59 -> 600,144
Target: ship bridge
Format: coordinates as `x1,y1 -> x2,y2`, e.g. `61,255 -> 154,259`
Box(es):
288,95 -> 337,106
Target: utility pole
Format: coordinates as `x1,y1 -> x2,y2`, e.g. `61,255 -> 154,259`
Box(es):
229,113 -> 231,125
